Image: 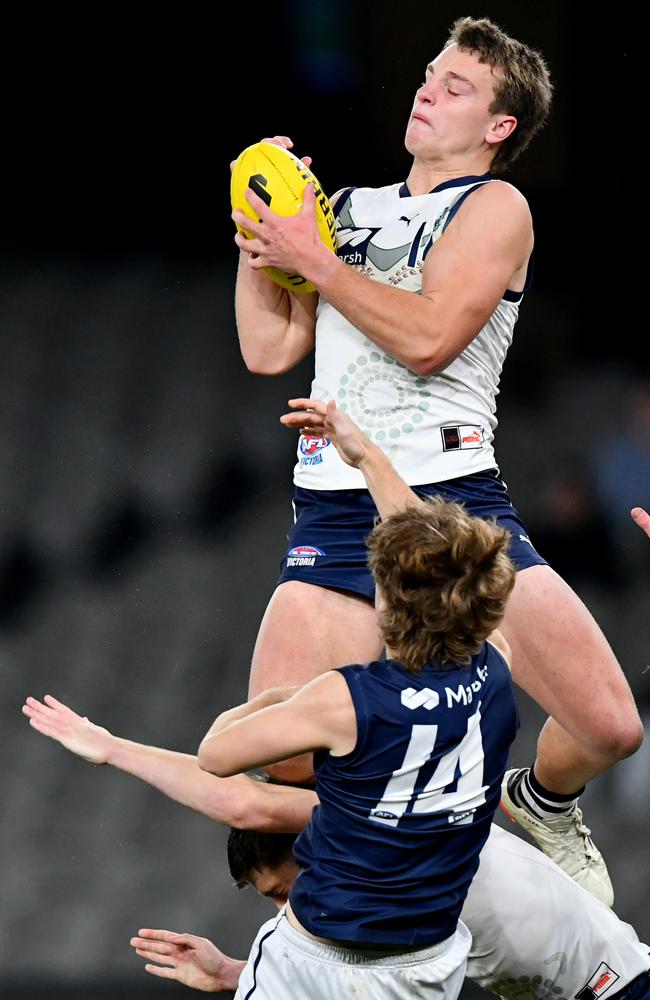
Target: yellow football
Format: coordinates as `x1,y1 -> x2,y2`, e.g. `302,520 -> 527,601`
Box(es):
230,141 -> 337,294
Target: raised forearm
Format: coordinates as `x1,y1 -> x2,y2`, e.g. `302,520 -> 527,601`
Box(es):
235,254 -> 314,375
357,443 -> 426,520
236,252 -> 290,367
109,737 -> 315,831
203,686 -> 300,743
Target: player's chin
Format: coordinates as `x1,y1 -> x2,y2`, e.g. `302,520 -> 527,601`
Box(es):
404,121 -> 433,154
264,753 -> 315,787
403,128 -> 423,156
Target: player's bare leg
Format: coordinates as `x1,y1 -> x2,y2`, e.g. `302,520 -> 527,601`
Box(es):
499,563 -> 643,904
503,565 -> 642,779
249,581 -> 383,782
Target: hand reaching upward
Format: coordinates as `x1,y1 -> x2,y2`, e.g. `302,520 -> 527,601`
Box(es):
280,398 -> 373,469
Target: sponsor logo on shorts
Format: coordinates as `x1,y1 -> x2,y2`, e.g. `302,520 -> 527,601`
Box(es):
575,963 -> 620,999
286,545 -> 326,568
441,424 -> 484,451
299,435 -> 330,466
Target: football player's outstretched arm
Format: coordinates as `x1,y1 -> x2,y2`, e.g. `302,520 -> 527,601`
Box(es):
22,695 -> 316,832
281,398 -> 426,520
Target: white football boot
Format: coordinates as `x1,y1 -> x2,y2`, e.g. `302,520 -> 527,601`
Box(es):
501,768 -> 614,907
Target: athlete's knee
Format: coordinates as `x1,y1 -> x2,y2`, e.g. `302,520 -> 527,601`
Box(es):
611,715 -> 644,759
591,711 -> 644,763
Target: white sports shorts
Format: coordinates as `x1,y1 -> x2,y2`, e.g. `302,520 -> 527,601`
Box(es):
234,909 -> 471,1000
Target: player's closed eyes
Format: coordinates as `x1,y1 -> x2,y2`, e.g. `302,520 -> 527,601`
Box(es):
418,81 -> 462,96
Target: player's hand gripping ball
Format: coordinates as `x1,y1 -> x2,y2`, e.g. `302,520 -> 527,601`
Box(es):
230,141 -> 338,294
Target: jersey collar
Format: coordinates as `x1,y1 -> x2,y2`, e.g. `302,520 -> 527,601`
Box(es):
399,173 -> 492,197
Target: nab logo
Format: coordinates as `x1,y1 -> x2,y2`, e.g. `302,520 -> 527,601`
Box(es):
401,687 -> 440,711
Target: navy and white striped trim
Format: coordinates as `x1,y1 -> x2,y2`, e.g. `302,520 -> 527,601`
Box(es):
399,173 -> 492,198
332,186 -> 356,218
441,182 -> 491,234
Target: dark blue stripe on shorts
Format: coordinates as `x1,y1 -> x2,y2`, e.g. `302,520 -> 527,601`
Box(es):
277,468 -> 547,601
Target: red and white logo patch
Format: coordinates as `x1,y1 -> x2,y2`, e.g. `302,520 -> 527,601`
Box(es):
575,962 -> 620,999
441,425 -> 484,452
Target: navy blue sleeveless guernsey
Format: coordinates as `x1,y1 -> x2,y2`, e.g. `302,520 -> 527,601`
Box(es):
290,641 -> 518,947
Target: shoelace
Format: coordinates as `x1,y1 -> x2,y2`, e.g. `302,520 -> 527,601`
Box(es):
565,809 -> 599,862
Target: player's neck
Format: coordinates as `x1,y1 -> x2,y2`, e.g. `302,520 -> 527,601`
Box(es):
406,158 -> 492,195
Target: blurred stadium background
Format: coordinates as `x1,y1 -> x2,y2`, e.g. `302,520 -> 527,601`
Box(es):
1,2 -> 646,997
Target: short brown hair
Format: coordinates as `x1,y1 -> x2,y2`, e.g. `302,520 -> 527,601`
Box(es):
227,828 -> 296,889
444,16 -> 553,172
366,499 -> 515,671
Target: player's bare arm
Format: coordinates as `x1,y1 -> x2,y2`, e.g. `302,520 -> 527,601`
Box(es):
22,694 -> 316,832
235,261 -> 318,376
131,927 -> 245,992
208,684 -> 301,735
281,398 -> 428,519
233,135 -> 350,376
486,629 -> 512,667
198,671 -> 356,778
240,180 -> 532,374
233,136 -> 317,376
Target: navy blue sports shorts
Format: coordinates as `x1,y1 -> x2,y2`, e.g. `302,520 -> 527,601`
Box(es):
277,468 -> 547,601
608,971 -> 650,1000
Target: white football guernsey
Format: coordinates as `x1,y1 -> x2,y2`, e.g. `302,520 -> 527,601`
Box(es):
463,826 -> 649,1000
294,177 -> 527,491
